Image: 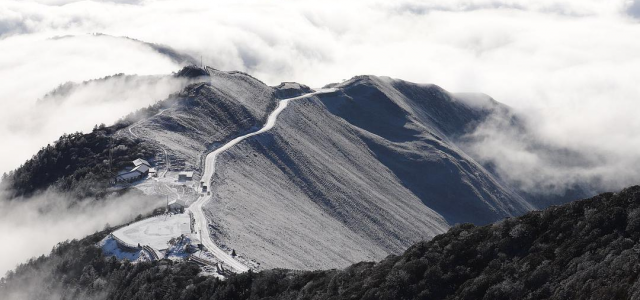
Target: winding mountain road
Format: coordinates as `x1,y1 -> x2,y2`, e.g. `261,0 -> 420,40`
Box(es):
128,107 -> 171,139
189,89 -> 335,273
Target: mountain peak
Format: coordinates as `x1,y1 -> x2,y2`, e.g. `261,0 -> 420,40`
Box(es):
175,65 -> 210,78
273,82 -> 314,99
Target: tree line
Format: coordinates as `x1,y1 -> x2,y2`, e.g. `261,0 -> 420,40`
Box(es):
2,125 -> 156,200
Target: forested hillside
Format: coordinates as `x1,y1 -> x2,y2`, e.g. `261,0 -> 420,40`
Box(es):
3,186 -> 640,299
0,65 -> 213,200
1,126 -> 156,199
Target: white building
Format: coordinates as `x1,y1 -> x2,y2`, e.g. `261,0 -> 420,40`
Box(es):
116,170 -> 143,182
178,171 -> 194,181
115,158 -> 152,183
133,158 -> 151,167
132,164 -> 150,174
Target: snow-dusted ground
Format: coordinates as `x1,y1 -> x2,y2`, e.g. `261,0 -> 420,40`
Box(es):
164,235 -> 193,260
99,236 -> 150,262
133,172 -> 198,205
112,213 -> 192,251
104,69 -> 531,273
124,67 -> 278,173
203,75 -> 531,270
205,96 -> 447,269
102,68 -> 280,273
128,106 -> 173,139
190,193 -> 248,272
190,89 -> 336,273
200,89 -> 336,190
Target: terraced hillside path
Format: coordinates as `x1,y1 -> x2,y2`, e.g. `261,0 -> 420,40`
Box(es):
189,89 -> 336,273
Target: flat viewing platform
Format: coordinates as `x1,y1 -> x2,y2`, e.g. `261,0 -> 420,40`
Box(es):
112,213 -> 192,251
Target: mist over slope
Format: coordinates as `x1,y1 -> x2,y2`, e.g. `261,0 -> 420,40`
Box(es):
454,96 -> 602,207
0,33 -> 195,175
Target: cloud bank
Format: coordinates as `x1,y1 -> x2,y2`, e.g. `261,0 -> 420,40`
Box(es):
0,189 -> 163,277
0,33 -> 188,174
1,0 -> 640,195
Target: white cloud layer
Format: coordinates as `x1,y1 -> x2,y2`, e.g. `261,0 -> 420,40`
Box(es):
0,33 -> 184,174
0,190 -> 162,276
1,0 -> 640,193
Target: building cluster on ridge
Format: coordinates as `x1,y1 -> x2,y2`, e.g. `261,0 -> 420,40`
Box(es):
116,158 -> 156,183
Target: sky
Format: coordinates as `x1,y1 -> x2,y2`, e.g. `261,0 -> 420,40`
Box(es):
0,2 -> 640,199
1,0 -> 640,279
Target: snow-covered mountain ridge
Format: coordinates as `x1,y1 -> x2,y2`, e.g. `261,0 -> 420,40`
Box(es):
99,66 -> 545,270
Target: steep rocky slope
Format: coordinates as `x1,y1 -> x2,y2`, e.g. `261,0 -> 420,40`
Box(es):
204,75 -> 533,270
